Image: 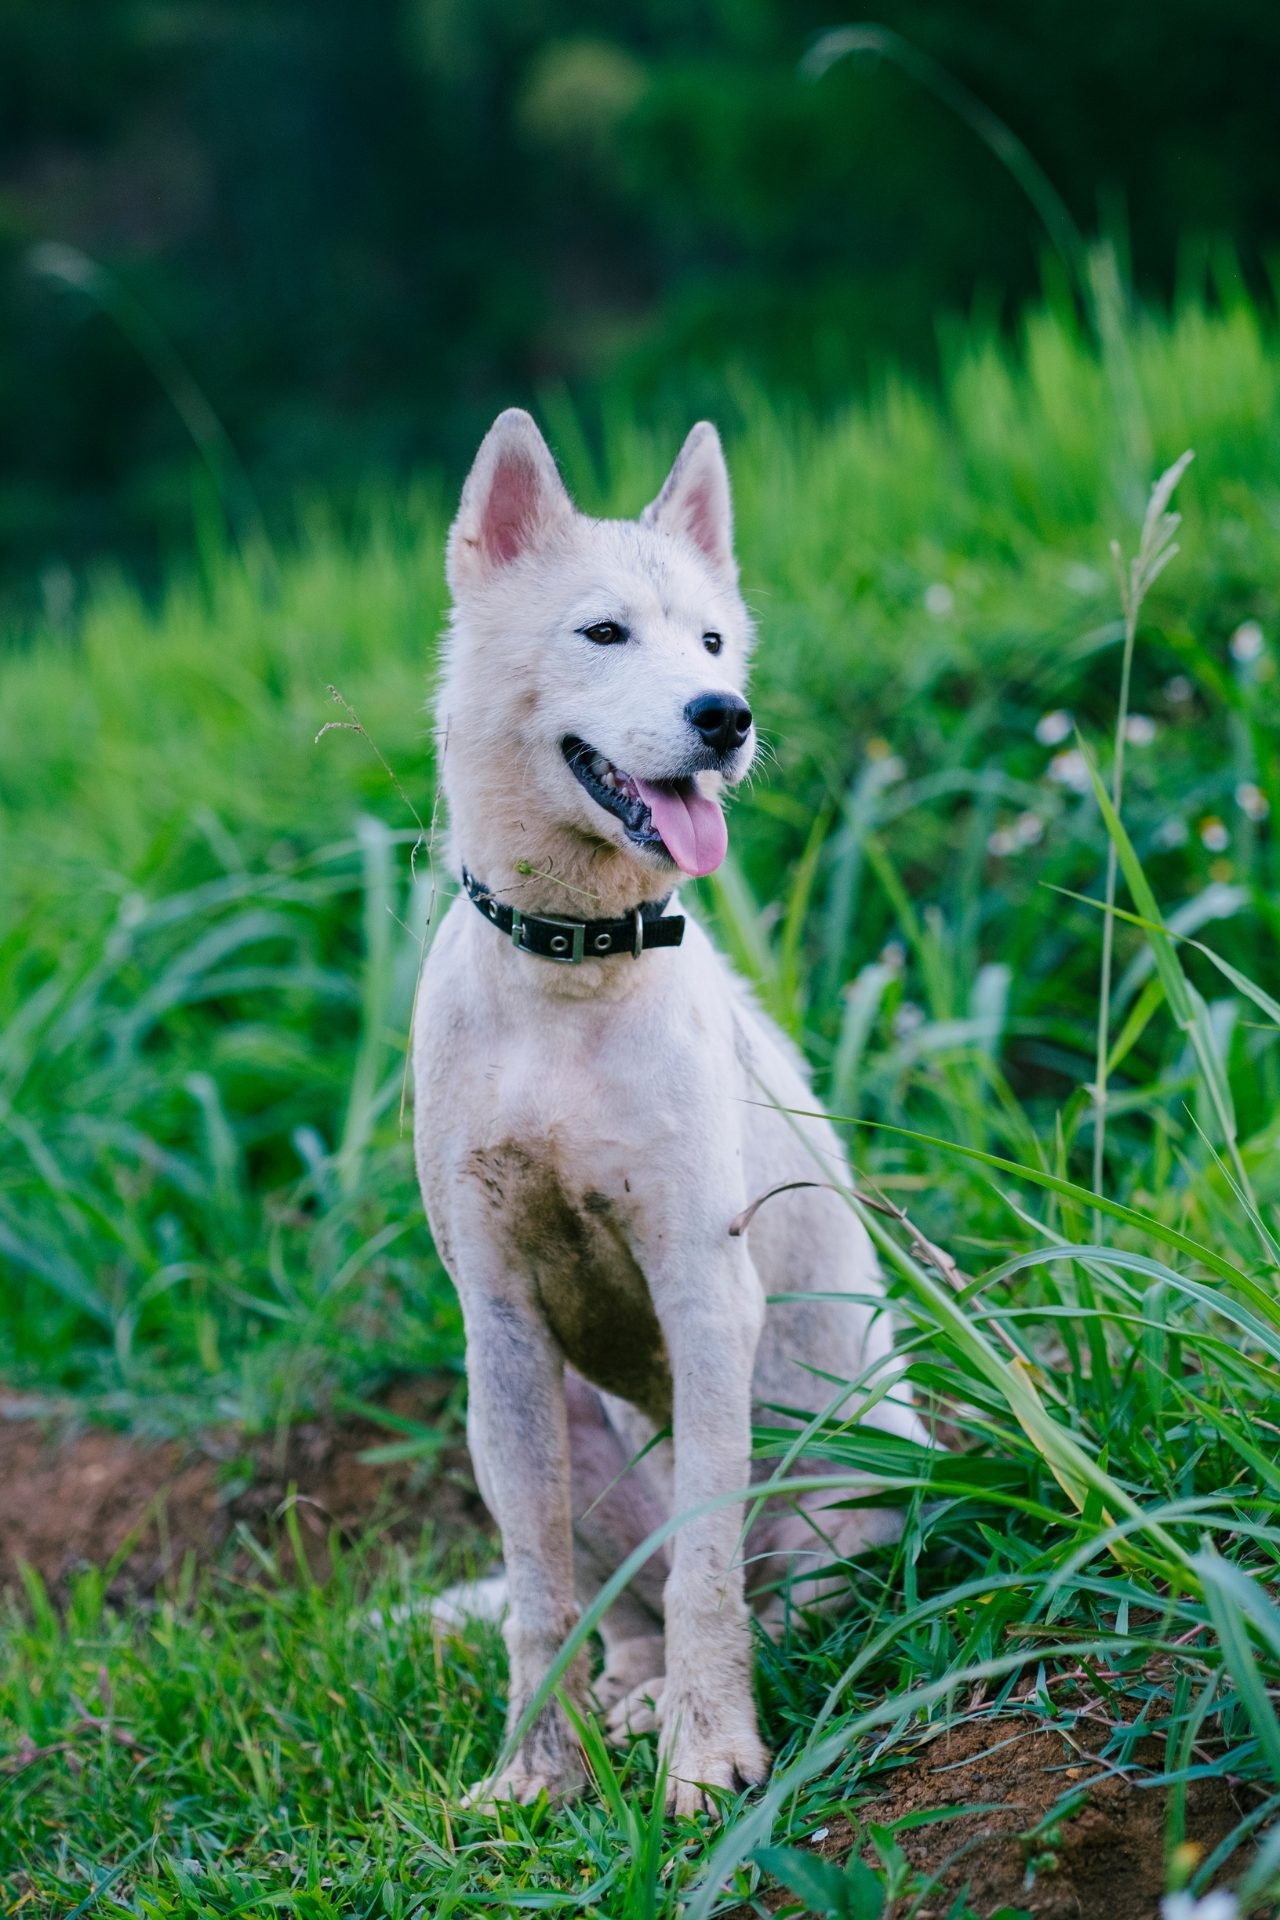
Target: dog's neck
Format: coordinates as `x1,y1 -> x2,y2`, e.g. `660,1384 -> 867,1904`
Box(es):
450,834 -> 675,924
444,774 -> 678,924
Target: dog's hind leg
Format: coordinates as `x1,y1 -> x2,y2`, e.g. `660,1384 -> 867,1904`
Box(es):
747,1490 -> 910,1639
564,1370 -> 668,1715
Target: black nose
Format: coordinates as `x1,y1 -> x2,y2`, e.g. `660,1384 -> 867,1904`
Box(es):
685,691 -> 753,758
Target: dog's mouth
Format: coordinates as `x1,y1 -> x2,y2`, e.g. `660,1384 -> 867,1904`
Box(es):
562,736 -> 728,879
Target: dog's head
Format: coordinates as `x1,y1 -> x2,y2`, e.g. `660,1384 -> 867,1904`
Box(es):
438,410 -> 755,903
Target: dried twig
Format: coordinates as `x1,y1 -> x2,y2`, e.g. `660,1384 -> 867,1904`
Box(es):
730,1179 -> 963,1282
729,1175 -> 1054,1379
2,1712 -> 147,1775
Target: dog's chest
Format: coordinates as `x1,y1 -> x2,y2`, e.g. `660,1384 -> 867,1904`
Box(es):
464,1137 -> 672,1418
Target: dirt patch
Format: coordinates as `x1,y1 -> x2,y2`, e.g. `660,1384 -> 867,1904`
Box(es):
736,1714 -> 1259,1920
0,1377 -> 492,1600
1,1398 -> 1267,1915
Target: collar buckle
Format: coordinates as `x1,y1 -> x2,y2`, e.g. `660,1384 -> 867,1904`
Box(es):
511,907 -> 586,964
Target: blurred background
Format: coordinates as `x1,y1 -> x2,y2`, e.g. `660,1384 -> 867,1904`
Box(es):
3,0 -> 1279,608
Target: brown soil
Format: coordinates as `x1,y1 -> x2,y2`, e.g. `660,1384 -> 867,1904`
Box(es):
0,1376 -> 491,1600
733,1715 -> 1260,1920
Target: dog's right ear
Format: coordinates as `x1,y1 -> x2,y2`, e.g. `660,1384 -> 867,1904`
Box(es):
447,409 -> 573,594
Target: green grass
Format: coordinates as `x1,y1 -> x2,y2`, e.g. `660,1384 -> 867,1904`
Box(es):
1,284 -> 1279,1915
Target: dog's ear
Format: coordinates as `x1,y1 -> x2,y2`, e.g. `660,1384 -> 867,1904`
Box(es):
448,409 -> 573,592
642,421 -> 736,582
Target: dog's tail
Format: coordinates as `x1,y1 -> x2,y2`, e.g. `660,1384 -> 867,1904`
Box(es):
425,1569 -> 509,1631
366,1568 -> 508,1636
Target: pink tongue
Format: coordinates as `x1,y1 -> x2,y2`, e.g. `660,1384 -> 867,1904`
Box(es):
633,778 -> 728,878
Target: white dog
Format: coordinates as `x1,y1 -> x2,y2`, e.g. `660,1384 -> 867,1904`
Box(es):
413,410 -> 926,1817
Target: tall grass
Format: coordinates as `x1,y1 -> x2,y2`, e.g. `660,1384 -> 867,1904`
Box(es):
1,285 -> 1278,1914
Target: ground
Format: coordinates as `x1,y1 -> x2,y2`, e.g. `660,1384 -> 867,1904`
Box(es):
1,1378 -> 1270,1918
0,1377 -> 488,1601
728,1717 -> 1256,1919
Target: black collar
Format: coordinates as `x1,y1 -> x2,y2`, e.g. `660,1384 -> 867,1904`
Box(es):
461,867 -> 685,965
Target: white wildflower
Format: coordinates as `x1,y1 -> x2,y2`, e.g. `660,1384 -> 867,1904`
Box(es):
1048,748 -> 1092,793
1123,713 -> 1157,746
1235,781 -> 1270,821
987,827 -> 1018,857
894,1002 -> 924,1038
1164,673 -> 1194,704
1154,817 -> 1189,848
1159,1891 -> 1239,1920
879,939 -> 906,971
1015,811 -> 1044,845
1230,620 -> 1264,663
923,582 -> 955,617
1035,709 -> 1073,746
1199,817 -> 1229,852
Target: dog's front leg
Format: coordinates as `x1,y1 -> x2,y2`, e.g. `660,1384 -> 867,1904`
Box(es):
462,1289 -> 586,1806
658,1245 -> 770,1816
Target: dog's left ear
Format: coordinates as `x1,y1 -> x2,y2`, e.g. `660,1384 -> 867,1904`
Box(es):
642,422 -> 736,583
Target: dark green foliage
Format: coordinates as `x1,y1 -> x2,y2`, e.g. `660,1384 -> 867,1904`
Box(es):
2,0 -> 1280,587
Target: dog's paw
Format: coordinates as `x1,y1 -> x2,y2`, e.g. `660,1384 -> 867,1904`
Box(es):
592,1634 -> 665,1716
663,1726 -> 771,1818
462,1760 -> 583,1811
604,1673 -> 665,1743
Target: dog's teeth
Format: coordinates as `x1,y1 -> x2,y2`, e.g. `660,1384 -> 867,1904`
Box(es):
591,754 -> 608,777
602,770 -> 617,789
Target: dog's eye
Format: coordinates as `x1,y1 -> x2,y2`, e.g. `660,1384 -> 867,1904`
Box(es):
703,631 -> 723,655
580,620 -> 628,646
